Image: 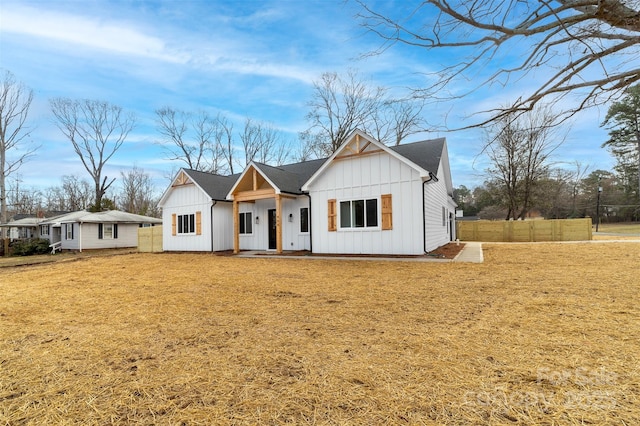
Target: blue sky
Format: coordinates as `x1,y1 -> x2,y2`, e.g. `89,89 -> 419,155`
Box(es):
0,0 -> 615,198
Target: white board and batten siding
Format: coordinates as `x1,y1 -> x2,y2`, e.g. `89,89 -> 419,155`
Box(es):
308,151 -> 425,255
237,197 -> 311,251
162,181 -> 218,252
211,202 -> 234,251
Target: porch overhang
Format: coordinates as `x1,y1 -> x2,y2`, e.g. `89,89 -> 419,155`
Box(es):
229,165 -> 295,254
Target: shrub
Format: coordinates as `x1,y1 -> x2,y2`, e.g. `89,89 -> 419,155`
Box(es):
11,239 -> 51,256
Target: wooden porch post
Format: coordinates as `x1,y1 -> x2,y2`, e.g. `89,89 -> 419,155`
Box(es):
233,200 -> 239,254
276,194 -> 282,254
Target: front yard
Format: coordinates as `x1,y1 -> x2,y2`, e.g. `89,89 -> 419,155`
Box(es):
1,242 -> 639,424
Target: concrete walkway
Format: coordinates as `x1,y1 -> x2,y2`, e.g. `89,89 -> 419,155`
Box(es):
237,242 -> 484,263
452,241 -> 484,263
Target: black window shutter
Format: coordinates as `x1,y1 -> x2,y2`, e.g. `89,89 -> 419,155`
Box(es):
98,223 -> 103,239
114,224 -> 118,239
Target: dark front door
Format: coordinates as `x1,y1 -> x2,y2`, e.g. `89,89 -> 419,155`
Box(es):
268,209 -> 277,250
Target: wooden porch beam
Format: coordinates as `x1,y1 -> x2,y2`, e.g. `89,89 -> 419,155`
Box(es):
276,194 -> 282,254
233,200 -> 239,254
233,188 -> 276,202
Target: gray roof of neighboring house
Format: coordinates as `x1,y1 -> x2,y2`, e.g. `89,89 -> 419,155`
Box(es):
41,210 -> 162,225
0,216 -> 45,227
181,138 -> 445,198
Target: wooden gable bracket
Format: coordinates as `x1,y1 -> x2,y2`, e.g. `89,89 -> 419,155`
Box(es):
335,134 -> 381,160
172,171 -> 194,187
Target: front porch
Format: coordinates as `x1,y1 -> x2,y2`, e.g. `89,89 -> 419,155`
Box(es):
229,165 -> 304,254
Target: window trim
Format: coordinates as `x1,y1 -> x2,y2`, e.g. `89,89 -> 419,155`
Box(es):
239,211 -> 253,235
98,223 -> 118,239
177,213 -> 196,235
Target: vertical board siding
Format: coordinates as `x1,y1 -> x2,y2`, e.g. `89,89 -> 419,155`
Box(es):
162,183 -> 214,251
308,152 -> 425,255
212,202 -> 234,251
236,197 -> 311,251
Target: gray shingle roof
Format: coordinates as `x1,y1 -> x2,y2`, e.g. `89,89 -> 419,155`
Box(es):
183,169 -> 240,200
181,138 -> 444,198
389,138 -> 445,175
254,158 -> 326,194
41,210 -> 162,225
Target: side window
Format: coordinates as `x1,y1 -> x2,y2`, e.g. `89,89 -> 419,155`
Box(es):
300,207 -> 309,233
339,198 -> 379,229
239,212 -> 253,235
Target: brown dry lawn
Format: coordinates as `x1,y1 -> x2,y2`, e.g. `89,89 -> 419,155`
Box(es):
1,243 -> 639,425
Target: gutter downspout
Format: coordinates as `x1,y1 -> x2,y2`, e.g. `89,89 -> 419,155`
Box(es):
303,193 -> 312,253
422,172 -> 438,254
210,200 -> 217,252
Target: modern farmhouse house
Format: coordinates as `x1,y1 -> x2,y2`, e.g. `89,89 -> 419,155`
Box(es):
158,130 -> 457,255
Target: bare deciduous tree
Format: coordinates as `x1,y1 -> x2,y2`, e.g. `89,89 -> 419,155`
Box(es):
215,115 -> 236,174
305,70 -> 386,156
50,98 -> 136,211
304,70 -> 427,155
156,107 -> 209,171
117,166 -> 158,217
156,108 -> 239,175
357,0 -> 640,126
42,175 -> 92,212
240,118 -> 292,167
484,106 -> 566,219
372,97 -> 427,146
0,70 -> 36,230
5,175 -> 42,215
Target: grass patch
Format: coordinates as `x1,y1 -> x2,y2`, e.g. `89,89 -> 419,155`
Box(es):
1,243 -> 639,424
597,222 -> 640,234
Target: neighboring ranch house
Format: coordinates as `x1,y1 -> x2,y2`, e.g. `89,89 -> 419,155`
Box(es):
0,216 -> 46,240
38,210 -> 162,252
159,130 -> 457,255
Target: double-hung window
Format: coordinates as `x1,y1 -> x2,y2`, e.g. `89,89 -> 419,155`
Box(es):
98,223 -> 118,239
239,212 -> 252,235
339,198 -> 378,228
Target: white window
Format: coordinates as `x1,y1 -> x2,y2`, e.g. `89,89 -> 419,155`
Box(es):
239,212 -> 252,235
98,223 -> 118,239
65,224 -> 73,240
339,199 -> 378,229
40,225 -> 50,236
177,214 -> 195,234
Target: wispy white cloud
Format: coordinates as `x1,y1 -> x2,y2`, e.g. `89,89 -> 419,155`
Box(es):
2,5 -> 190,64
